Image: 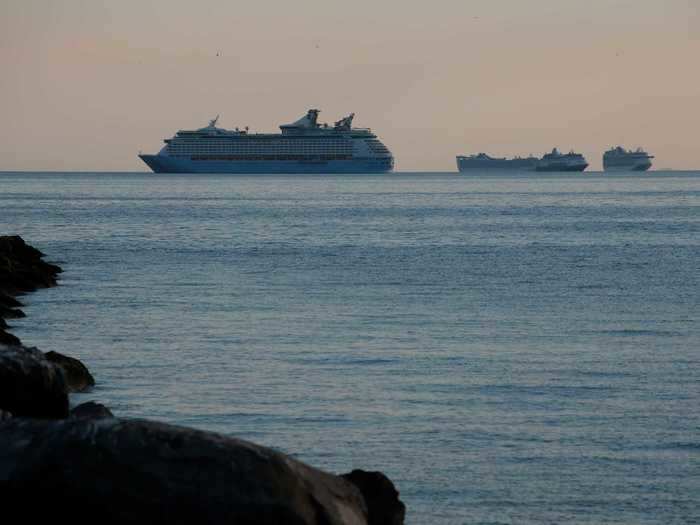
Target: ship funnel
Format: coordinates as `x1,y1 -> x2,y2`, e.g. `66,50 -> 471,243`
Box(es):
281,109 -> 321,130
334,113 -> 355,130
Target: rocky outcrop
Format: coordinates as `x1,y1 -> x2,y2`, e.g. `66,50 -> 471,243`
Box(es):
0,344 -> 69,418
0,418 -> 377,525
0,235 -> 62,346
0,235 -> 62,293
45,351 -> 95,392
0,329 -> 20,346
342,470 -> 406,525
0,293 -> 23,308
0,304 -> 25,319
0,237 -> 73,418
70,401 -> 114,419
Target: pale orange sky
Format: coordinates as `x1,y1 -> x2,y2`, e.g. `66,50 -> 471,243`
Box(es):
1,0 -> 699,171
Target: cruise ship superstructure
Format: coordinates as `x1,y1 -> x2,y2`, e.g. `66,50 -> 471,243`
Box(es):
603,146 -> 653,171
139,109 -> 393,173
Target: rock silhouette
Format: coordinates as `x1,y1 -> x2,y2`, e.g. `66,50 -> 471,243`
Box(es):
45,350 -> 95,392
0,344 -> 69,418
0,418 -> 385,525
0,235 -> 62,346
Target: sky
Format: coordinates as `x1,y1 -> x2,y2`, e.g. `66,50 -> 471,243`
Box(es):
1,0 -> 699,171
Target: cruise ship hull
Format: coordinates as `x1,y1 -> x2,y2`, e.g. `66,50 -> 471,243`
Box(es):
534,165 -> 588,172
457,159 -> 537,171
139,155 -> 393,174
603,163 -> 652,172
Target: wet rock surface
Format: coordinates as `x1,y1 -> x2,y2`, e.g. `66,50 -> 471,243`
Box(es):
0,344 -> 69,418
45,350 -> 95,392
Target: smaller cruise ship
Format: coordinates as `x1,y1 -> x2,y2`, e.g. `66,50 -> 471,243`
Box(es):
456,153 -> 538,171
535,148 -> 588,172
603,146 -> 653,172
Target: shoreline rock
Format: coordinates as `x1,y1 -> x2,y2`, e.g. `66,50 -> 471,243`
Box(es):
0,235 -> 62,346
45,350 -> 96,392
0,293 -> 23,308
342,470 -> 406,525
0,344 -> 69,418
0,418 -> 391,525
0,330 -> 21,346
1,236 -> 72,419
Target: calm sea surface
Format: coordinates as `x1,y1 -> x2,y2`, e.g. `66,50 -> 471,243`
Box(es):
2,171 -> 699,524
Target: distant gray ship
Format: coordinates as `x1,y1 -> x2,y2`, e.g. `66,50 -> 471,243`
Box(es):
456,153 -> 539,171
535,148 -> 588,172
603,146 -> 653,172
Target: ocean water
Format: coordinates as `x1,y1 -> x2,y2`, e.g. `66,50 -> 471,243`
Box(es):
1,171 -> 699,524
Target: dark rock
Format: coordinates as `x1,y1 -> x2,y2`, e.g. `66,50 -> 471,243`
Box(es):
0,330 -> 21,347
0,344 -> 69,418
341,470 -> 406,525
0,418 -> 372,525
0,293 -> 22,308
71,401 -> 113,419
0,235 -> 62,296
0,235 -> 45,259
0,236 -> 62,346
44,351 -> 95,392
0,409 -> 11,420
0,321 -> 19,348
0,304 -> 25,319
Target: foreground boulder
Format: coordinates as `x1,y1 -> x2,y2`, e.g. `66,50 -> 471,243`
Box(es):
70,401 -> 114,419
0,344 -> 69,418
0,418 -> 401,525
45,350 -> 95,392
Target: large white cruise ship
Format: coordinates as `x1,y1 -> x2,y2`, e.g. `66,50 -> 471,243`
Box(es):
139,109 -> 393,174
603,146 -> 653,172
